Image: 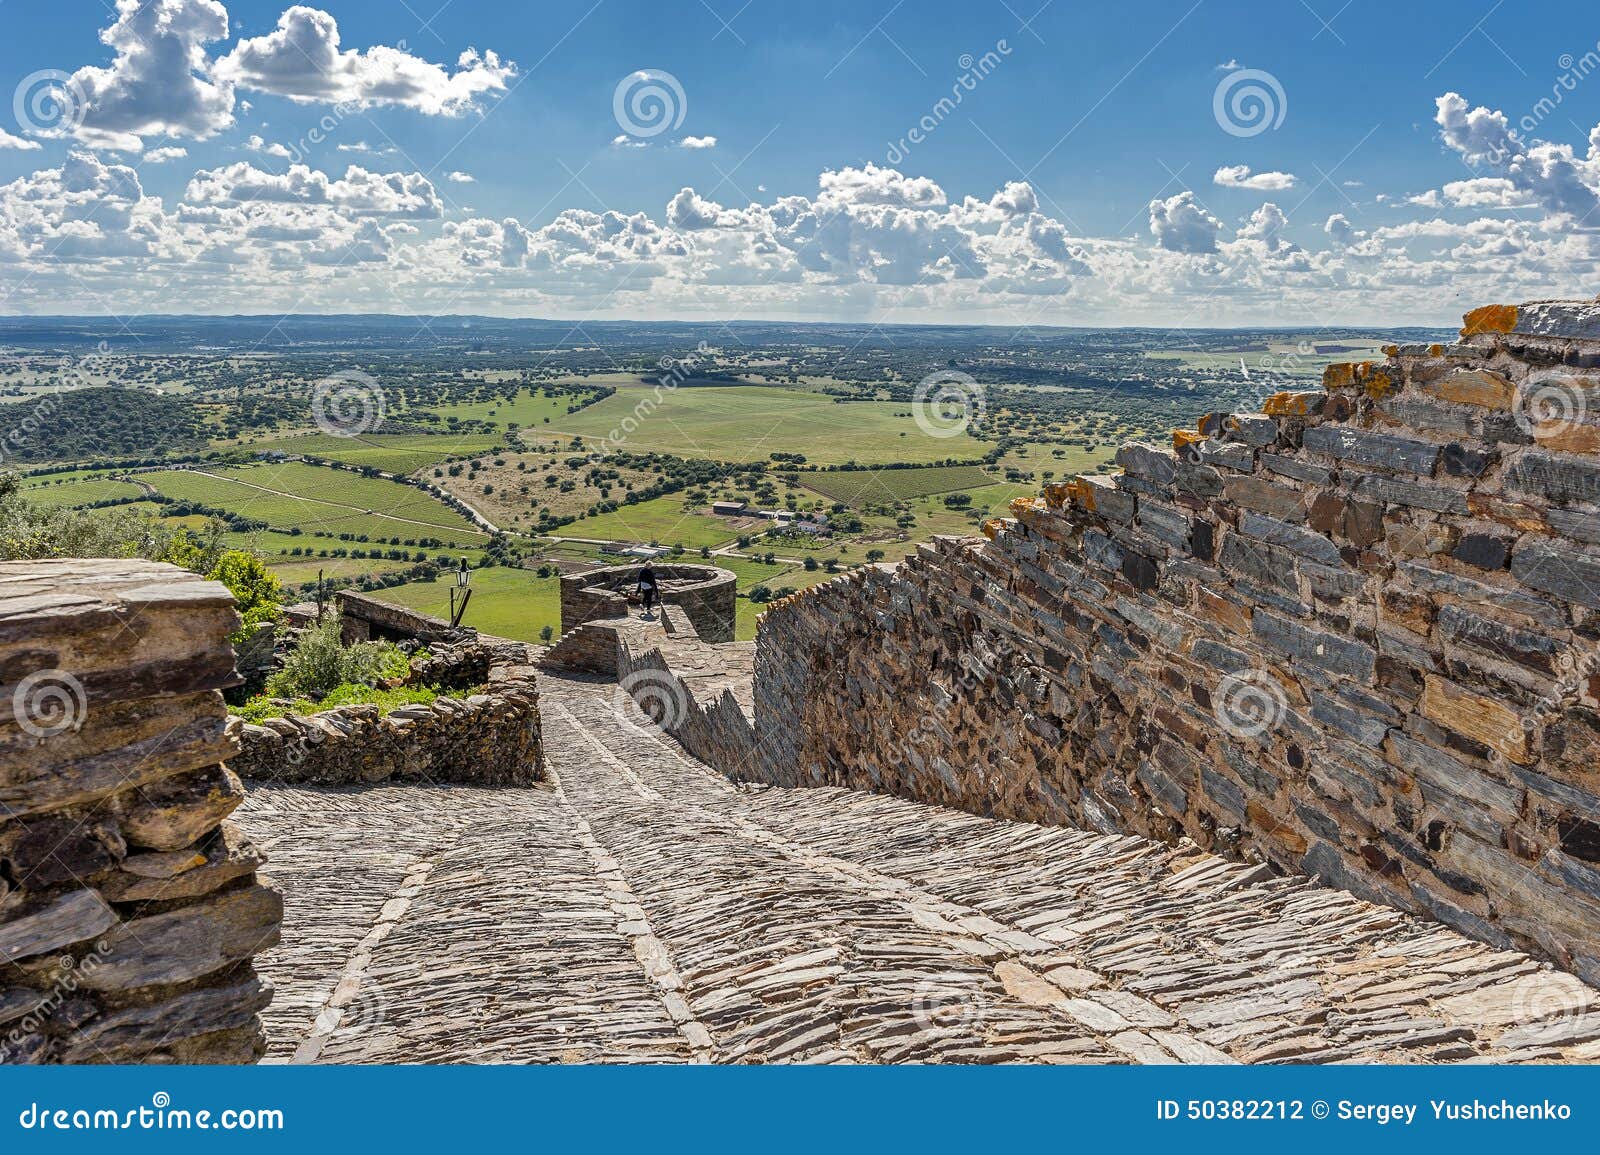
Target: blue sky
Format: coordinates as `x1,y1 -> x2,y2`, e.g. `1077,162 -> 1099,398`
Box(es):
2,0 -> 1598,324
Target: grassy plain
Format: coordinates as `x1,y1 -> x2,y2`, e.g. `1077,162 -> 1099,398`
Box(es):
795,464 -> 992,506
248,432 -> 505,474
142,463 -> 488,543
545,386 -> 990,465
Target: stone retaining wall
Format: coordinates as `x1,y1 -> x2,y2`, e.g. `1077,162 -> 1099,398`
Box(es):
559,564 -> 737,643
616,642 -> 755,773
745,298 -> 1600,982
0,560 -> 281,1063
229,642 -> 543,787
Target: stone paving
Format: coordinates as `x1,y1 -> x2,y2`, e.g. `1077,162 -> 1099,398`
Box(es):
237,671 -> 1600,1064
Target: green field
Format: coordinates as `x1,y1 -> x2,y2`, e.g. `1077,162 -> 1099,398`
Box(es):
575,493 -> 743,550
795,464 -> 992,506
142,463 -> 488,544
373,567 -> 561,642
19,477 -> 147,507
248,432 -> 505,474
428,388 -> 597,431
546,386 -> 990,465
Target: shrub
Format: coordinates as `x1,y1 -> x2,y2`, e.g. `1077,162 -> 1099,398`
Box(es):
264,616 -> 411,700
233,682 -> 439,722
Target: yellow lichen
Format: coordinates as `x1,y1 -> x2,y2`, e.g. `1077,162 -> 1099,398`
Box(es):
1461,303 -> 1518,337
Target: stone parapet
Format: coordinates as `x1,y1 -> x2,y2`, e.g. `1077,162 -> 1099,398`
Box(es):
741,299 -> 1600,983
559,564 -> 737,644
0,559 -> 281,1063
229,642 -> 543,787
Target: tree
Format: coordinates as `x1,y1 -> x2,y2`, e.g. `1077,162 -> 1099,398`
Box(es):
539,624 -> 555,642
208,550 -> 286,641
866,549 -> 885,563
803,556 -> 819,572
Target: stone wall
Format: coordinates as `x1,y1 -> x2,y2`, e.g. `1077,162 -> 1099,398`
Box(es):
0,560 -> 281,1063
559,564 -> 737,644
229,642 -> 543,787
337,589 -> 473,646
615,642 -> 755,774
744,298 -> 1600,982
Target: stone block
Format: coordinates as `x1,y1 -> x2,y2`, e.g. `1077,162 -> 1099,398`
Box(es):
1423,369 -> 1516,409
1510,540 -> 1600,611
1302,426 -> 1441,475
1252,609 -> 1376,681
1419,675 -> 1533,765
1504,450 -> 1600,506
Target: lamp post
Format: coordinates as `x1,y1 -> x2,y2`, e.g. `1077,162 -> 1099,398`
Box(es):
449,557 -> 472,627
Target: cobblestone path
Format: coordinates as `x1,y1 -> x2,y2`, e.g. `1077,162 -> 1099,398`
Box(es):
237,672 -> 1600,1064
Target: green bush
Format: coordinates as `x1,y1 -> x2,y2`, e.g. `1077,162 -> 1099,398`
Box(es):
233,682 -> 439,722
263,616 -> 412,700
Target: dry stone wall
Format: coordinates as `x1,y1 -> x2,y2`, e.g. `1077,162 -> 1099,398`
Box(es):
0,560 -> 281,1063
229,642 -> 544,787
748,298 -> 1600,983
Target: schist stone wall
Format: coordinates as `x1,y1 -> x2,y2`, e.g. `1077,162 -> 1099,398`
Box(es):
229,641 -> 544,787
0,560 -> 281,1063
746,298 -> 1600,982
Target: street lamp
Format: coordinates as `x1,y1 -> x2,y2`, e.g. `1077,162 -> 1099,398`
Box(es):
449,557 -> 472,627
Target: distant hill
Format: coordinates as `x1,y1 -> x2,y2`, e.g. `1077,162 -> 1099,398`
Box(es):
0,387 -> 210,464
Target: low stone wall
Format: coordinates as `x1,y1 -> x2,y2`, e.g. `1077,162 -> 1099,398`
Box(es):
559,563 -> 737,643
744,298 -> 1600,983
229,642 -> 544,787
0,560 -> 282,1064
615,643 -> 755,773
337,589 -> 474,646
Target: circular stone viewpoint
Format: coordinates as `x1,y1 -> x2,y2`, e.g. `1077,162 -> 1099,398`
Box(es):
558,563 -> 738,644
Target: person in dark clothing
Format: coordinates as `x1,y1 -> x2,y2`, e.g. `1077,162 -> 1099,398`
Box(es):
637,565 -> 659,618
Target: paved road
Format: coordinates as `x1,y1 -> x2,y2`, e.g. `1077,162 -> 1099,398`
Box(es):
238,672 -> 1600,1064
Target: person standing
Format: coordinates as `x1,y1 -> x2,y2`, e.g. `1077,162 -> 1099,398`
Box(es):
637,564 -> 659,618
